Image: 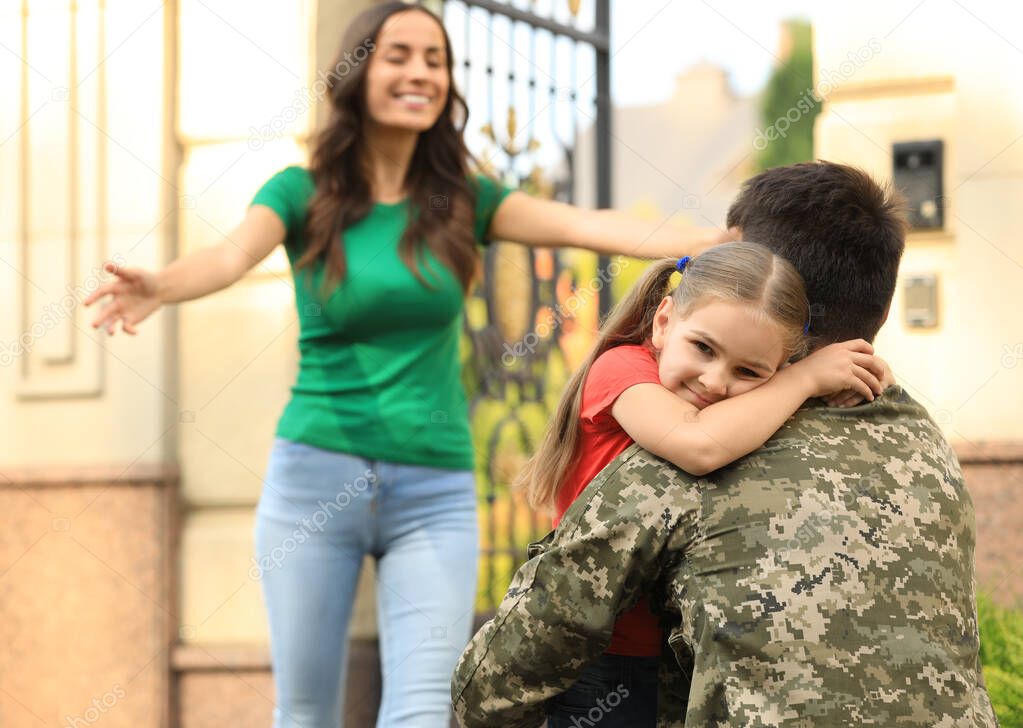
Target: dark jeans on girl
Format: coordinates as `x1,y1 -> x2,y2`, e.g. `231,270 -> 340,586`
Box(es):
547,653 -> 659,728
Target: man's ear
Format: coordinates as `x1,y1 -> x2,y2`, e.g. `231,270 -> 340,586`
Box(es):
650,296 -> 674,350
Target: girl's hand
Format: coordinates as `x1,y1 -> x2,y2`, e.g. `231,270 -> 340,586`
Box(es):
824,355 -> 897,408
789,339 -> 886,404
83,263 -> 162,335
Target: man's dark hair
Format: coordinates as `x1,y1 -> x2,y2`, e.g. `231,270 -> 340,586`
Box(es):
726,161 -> 907,344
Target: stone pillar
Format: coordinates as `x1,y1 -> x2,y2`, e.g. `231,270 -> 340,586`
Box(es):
0,1 -> 178,725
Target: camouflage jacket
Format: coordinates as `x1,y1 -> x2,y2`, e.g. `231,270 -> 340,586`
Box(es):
452,388 -> 998,727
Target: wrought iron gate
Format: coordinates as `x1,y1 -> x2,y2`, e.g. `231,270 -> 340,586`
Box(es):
435,0 -> 613,610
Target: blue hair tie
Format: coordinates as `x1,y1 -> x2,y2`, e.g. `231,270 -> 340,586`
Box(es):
676,256 -> 691,273
803,321 -> 811,335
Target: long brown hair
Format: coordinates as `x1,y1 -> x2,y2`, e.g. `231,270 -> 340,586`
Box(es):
517,241 -> 810,512
299,2 -> 483,296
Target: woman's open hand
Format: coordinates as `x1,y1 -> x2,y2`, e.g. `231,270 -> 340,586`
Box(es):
83,263 -> 161,335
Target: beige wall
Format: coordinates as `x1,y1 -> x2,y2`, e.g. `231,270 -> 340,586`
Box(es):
1,6 -> 179,726
814,2 -> 1023,443
174,0 -> 314,649
573,64 -> 756,232
0,0 -> 177,466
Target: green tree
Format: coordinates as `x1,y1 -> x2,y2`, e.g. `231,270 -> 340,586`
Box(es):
756,20 -> 820,171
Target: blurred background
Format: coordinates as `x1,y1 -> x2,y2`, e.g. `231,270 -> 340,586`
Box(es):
1,0 -> 1021,726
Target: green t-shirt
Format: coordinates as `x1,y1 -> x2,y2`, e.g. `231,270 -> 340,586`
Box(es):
250,165 -> 513,470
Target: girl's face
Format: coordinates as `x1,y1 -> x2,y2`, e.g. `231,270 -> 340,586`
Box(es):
364,10 -> 450,133
650,297 -> 790,409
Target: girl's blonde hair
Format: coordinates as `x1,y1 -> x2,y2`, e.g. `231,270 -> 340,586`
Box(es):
516,241 -> 810,512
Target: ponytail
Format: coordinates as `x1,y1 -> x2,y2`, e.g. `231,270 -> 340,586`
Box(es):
516,259 -> 679,512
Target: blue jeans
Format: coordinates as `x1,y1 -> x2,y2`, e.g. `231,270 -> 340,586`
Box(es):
547,653 -> 660,728
253,438 -> 479,727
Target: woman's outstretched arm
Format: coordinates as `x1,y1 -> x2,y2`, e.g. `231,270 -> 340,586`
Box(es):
85,205 -> 285,335
488,191 -> 734,258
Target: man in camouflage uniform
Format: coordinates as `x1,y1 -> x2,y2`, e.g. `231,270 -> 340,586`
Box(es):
451,162 -> 998,727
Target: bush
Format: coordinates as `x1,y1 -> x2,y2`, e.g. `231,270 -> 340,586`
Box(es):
978,592 -> 1023,726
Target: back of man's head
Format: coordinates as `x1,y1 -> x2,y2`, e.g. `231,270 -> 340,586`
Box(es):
726,162 -> 908,344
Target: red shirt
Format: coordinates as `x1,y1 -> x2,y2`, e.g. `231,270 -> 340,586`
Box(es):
553,344 -> 663,656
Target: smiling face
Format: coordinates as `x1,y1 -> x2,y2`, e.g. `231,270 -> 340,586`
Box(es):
363,9 -> 451,133
650,297 -> 791,409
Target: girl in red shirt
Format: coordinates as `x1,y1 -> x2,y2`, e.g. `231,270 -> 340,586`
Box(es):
518,241 -> 890,727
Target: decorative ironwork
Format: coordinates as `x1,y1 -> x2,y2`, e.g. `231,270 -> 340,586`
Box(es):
438,0 -> 612,610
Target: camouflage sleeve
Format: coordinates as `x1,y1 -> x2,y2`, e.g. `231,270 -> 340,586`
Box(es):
656,634 -> 690,728
451,446 -> 701,728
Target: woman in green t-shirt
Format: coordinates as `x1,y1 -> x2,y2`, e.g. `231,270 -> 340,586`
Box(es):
85,3 -> 730,726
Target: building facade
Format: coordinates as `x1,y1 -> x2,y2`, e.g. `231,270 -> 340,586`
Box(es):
1,1 -> 376,725
814,1 -> 1023,605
